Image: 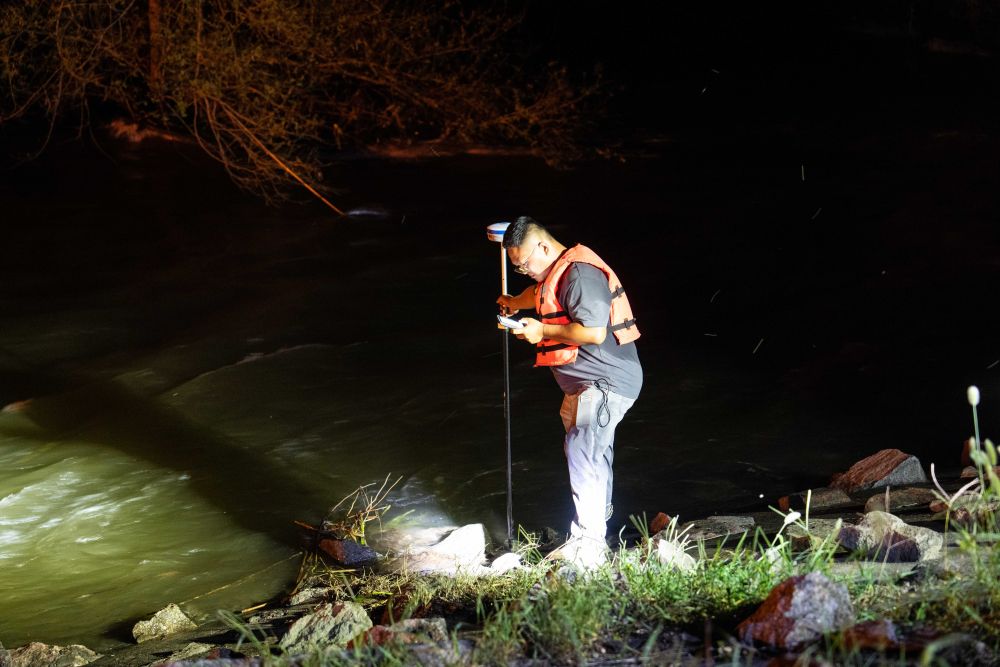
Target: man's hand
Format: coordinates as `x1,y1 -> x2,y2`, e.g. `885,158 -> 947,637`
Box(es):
515,321 -> 606,347
497,284 -> 537,315
496,294 -> 519,316
514,317 -> 544,344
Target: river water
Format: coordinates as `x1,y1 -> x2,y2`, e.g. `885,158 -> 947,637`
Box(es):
2,107 -> 999,649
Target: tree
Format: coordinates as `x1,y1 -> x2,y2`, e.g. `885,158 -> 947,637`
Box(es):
0,1 -> 600,206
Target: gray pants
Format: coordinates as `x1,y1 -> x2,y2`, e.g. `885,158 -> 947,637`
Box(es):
560,384 -> 635,541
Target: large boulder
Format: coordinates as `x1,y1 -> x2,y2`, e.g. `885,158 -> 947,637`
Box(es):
5,643 -> 100,667
279,601 -> 373,654
738,572 -> 855,649
837,511 -> 942,562
132,604 -> 198,643
830,449 -> 927,493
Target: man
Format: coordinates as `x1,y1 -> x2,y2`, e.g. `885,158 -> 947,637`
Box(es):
497,216 -> 642,569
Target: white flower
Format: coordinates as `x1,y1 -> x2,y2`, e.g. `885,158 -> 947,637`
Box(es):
968,385 -> 981,407
782,511 -> 802,528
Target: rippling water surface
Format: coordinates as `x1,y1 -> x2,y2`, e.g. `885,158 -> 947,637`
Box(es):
2,127 -> 997,648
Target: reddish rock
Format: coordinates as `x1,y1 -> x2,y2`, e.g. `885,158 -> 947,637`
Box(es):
961,438 -> 974,466
202,647 -> 240,659
650,512 -> 671,534
960,465 -> 1000,479
348,625 -> 394,648
738,573 -> 854,649
318,538 -> 377,566
739,578 -> 800,647
929,499 -> 948,513
842,619 -> 899,651
830,449 -> 927,492
348,618 -> 447,648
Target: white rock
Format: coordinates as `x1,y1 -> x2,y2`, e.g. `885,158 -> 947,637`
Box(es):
132,604 -> 198,643
6,642 -> 100,667
655,539 -> 697,572
785,572 -> 856,647
489,552 -> 523,574
280,601 -> 372,654
838,511 -> 943,562
402,524 -> 488,575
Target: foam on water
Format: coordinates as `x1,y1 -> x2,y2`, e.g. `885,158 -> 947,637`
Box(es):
0,434 -> 295,649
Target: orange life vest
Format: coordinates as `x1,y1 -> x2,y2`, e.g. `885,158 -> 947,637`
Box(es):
533,244 -> 640,367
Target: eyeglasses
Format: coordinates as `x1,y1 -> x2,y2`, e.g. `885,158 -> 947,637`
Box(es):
513,242 -> 540,274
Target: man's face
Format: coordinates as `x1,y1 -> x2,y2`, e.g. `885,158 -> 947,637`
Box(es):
507,238 -> 545,281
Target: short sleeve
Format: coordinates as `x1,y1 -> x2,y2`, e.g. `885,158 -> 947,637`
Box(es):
558,263 -> 611,328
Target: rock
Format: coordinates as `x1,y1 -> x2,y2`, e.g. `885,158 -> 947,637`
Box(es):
349,625 -> 395,649
836,511 -> 942,562
351,618 -> 449,648
863,486 -> 938,513
132,604 -> 198,643
949,500 -> 1000,529
159,658 -> 260,667
830,449 -> 927,493
288,586 -> 331,606
149,643 -> 216,666
961,465 -> 1000,479
654,538 -> 697,572
488,552 -> 523,574
961,437 -> 975,466
422,524 -> 485,560
279,601 -> 372,653
399,638 -> 476,667
649,512 -> 672,534
318,538 -> 377,566
402,524 -> 488,575
738,572 -> 855,649
916,547 -> 976,580
388,618 -> 448,643
778,487 -> 852,512
841,619 -> 899,651
679,515 -> 754,542
785,518 -> 843,551
246,607 -> 295,625
5,643 -> 100,667
827,560 -> 916,583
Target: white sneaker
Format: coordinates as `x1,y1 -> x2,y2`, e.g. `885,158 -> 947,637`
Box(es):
547,536 -> 608,571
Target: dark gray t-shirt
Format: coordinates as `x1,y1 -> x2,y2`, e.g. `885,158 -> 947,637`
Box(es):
550,262 -> 643,399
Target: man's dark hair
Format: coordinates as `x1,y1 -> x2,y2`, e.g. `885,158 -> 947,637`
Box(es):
502,216 -> 547,249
